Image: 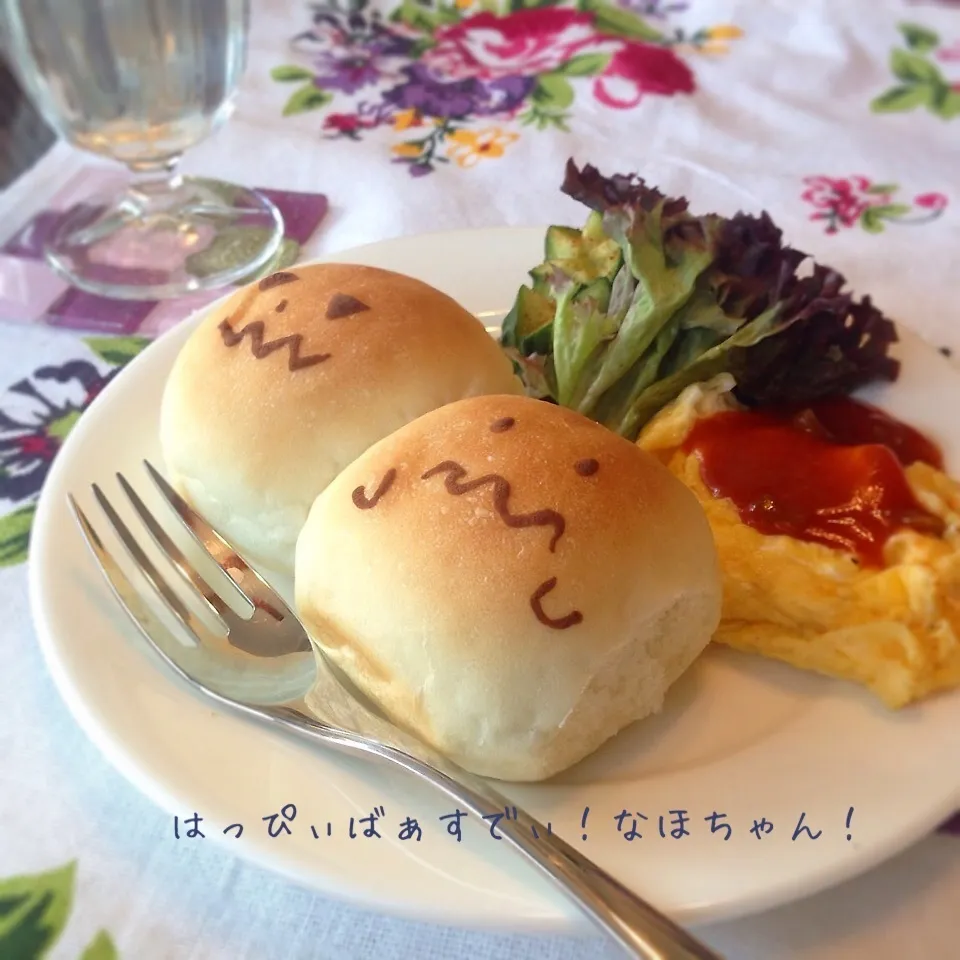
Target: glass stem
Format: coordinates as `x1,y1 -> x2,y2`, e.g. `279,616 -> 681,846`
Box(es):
127,155 -> 185,209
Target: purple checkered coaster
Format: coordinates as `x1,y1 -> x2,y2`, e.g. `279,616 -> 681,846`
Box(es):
0,167 -> 328,337
940,812 -> 960,836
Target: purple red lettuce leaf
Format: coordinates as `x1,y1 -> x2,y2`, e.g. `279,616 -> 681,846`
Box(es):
505,159 -> 901,439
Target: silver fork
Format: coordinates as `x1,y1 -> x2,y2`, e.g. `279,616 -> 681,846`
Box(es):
68,460 -> 724,960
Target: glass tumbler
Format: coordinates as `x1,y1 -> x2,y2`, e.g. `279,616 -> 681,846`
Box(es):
1,0 -> 284,299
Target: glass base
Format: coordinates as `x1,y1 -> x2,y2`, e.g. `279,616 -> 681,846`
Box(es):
43,176 -> 284,300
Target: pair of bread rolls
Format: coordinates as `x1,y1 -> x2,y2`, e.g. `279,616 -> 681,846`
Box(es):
160,264 -> 721,782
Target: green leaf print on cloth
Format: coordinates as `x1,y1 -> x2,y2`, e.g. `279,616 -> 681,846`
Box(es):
80,930 -> 118,960
83,337 -> 152,368
0,862 -> 118,960
0,503 -> 36,568
0,862 -> 75,959
872,22 -> 960,119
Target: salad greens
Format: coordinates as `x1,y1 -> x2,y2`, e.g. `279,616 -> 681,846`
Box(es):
500,160 -> 901,441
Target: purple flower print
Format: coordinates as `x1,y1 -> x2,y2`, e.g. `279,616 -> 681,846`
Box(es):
364,26 -> 417,59
312,49 -> 384,94
288,0 -> 417,96
297,0 -> 416,60
383,64 -> 535,120
355,100 -> 395,126
618,0 -> 689,17
475,75 -> 537,116
383,63 -> 485,119
406,161 -> 434,178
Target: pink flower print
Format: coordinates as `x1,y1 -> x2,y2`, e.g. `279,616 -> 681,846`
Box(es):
800,176 -> 872,231
421,9 -> 602,82
592,40 -> 695,108
802,176 -> 948,234
936,40 -> 960,62
915,191 -> 949,210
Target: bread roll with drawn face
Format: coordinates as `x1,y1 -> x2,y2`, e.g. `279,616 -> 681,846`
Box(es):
159,263 -> 523,573
295,394 -> 722,782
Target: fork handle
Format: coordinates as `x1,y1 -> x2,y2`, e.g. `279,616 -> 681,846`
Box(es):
270,709 -> 724,960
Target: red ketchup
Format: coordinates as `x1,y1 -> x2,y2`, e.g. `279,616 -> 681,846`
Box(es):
681,397 -> 945,567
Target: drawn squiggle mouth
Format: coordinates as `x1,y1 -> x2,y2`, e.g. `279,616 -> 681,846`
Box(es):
420,460 -> 565,550
421,460 -> 582,631
218,319 -> 331,371
350,461 -> 584,630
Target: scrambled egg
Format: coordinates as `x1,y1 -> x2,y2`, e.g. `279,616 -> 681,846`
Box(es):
636,374 -> 960,708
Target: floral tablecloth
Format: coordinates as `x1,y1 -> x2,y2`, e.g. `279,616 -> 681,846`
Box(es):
1,1 -> 959,957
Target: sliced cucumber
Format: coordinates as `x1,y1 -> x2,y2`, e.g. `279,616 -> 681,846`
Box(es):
544,225 -> 583,261
572,276 -> 613,313
539,218 -> 622,287
505,216 -> 621,359
529,261 -> 560,295
581,209 -> 606,243
501,285 -> 556,355
579,235 -> 622,283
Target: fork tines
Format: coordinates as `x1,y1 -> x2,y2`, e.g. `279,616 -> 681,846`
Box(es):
68,460 -> 284,659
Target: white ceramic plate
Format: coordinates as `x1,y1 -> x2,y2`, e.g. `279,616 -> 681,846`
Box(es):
29,227 -> 960,933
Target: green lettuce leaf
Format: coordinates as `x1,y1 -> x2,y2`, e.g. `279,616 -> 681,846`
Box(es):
501,159 -> 900,440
